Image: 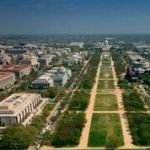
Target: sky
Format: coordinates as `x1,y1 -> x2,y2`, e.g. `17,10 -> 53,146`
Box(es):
0,0 -> 150,34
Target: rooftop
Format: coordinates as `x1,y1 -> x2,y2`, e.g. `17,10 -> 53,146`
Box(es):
0,72 -> 14,80
0,64 -> 30,72
127,52 -> 145,61
0,93 -> 39,114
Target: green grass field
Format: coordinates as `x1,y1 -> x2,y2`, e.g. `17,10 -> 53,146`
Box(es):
102,58 -> 111,67
97,89 -> 115,94
99,68 -> 113,79
94,94 -> 118,110
98,80 -> 115,89
88,114 -> 124,147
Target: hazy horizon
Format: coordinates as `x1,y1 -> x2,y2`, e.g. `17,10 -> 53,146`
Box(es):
0,0 -> 150,34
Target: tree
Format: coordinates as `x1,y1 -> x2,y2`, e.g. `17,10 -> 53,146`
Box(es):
72,112 -> 86,129
69,90 -> 90,110
48,87 -> 58,98
127,114 -> 150,145
51,112 -> 85,147
123,89 -> 145,111
42,131 -> 52,145
118,79 -> 131,89
0,125 -> 38,150
31,116 -> 46,131
125,67 -> 131,81
41,87 -> 58,98
42,103 -> 55,117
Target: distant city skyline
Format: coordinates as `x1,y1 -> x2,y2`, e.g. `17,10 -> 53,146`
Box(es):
0,0 -> 150,34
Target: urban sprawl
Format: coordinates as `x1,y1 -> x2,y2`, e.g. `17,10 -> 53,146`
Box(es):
0,36 -> 150,150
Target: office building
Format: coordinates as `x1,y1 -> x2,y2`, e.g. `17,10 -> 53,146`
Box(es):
31,74 -> 54,89
0,93 -> 44,126
0,64 -> 31,79
48,67 -> 72,86
0,72 -> 16,90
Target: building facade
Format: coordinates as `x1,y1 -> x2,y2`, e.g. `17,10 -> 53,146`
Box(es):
0,93 -> 43,126
48,67 -> 72,86
0,64 -> 31,79
31,74 -> 54,89
38,55 -> 53,66
0,72 -> 16,90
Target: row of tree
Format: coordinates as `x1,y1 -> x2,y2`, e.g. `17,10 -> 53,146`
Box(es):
40,87 -> 58,99
123,89 -> 145,111
138,72 -> 150,86
127,113 -> 150,145
118,79 -> 145,111
51,112 -> 86,147
118,79 -> 132,90
79,51 -> 101,89
69,90 -> 90,110
110,48 -> 126,78
0,125 -> 38,150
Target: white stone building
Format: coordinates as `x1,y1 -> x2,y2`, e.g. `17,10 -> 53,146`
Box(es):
0,93 -> 44,126
31,74 -> 54,89
48,67 -> 72,86
69,42 -> 84,48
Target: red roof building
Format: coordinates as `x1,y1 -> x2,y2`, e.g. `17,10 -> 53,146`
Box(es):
0,65 -> 31,79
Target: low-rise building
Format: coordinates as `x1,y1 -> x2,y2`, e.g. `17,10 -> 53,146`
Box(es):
0,64 -> 31,79
127,51 -> 145,66
63,57 -> 79,65
48,67 -> 72,86
6,49 -> 28,55
69,42 -> 84,48
20,53 -> 39,70
20,58 -> 39,70
38,55 -> 53,66
79,51 -> 88,58
63,52 -> 85,66
127,51 -> 150,74
31,74 -> 54,89
0,72 -> 16,90
0,93 -> 45,126
0,54 -> 11,65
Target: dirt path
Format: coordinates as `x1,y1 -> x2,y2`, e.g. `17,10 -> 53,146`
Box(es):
99,79 -> 117,80
104,73 -> 109,78
79,54 -> 134,149
39,53 -> 150,150
111,58 -> 135,148
77,55 -> 102,149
